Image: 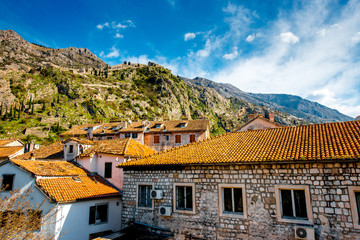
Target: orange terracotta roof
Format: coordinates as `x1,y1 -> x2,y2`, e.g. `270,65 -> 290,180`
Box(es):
62,138 -> 94,145
0,139 -> 23,147
119,120 -> 360,167
36,176 -> 121,203
15,141 -> 64,160
79,138 -> 155,158
0,146 -> 23,159
60,119 -> 209,136
11,159 -> 87,176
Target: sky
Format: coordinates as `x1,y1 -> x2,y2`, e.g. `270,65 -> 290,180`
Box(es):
1,0 -> 360,117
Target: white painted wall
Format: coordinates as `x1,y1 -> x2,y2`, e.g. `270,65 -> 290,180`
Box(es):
0,162 -> 56,237
4,140 -> 23,147
55,198 -> 122,240
64,141 -> 92,161
77,153 -> 125,190
236,118 -> 280,132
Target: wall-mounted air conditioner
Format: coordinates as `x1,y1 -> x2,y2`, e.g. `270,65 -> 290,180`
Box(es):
294,226 -> 315,240
159,206 -> 172,216
150,189 -> 164,199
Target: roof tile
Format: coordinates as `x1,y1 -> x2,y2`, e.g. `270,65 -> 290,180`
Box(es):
119,120 -> 360,167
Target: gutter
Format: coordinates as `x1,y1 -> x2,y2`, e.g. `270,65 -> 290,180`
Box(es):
119,158 -> 360,171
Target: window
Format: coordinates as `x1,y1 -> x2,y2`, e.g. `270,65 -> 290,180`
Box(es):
275,185 -> 313,224
165,135 -> 170,141
173,183 -> 195,214
107,137 -> 113,140
69,145 -> 74,153
104,163 -> 112,179
154,136 -> 160,144
349,186 -> 360,229
154,124 -> 161,128
180,123 -> 186,128
132,133 -> 138,139
89,204 -> 108,225
175,135 -> 181,143
2,175 -> 14,191
137,184 -> 153,208
125,133 -> 131,138
219,184 -> 247,218
190,134 -> 196,143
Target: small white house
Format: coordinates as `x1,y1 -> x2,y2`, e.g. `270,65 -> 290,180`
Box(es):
0,139 -> 25,161
0,159 -> 122,240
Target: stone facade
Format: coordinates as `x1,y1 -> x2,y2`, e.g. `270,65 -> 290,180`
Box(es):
121,161 -> 360,240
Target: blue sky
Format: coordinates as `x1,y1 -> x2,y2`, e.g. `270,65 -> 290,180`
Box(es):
1,0 -> 360,117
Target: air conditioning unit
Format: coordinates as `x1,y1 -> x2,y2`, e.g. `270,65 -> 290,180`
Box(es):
150,189 -> 164,199
159,206 -> 172,216
294,226 -> 315,240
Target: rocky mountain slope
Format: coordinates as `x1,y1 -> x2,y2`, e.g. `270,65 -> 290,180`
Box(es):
184,77 -> 353,123
0,30 -> 108,71
0,30 -> 313,143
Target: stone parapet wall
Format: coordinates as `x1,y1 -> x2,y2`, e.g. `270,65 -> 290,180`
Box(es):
121,162 -> 360,240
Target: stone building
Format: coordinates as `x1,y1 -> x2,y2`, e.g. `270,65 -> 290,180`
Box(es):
60,119 -> 210,152
119,120 -> 360,239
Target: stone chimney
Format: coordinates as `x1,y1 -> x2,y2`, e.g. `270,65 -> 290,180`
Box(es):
269,112 -> 275,122
247,114 -> 256,121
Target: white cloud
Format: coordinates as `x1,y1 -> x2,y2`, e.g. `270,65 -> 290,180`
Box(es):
245,34 -> 255,42
279,32 -> 300,44
223,47 -> 239,60
96,22 -> 109,30
184,33 -> 196,41
100,46 -> 120,58
211,1 -> 360,117
351,32 -> 360,44
96,20 -> 135,30
196,39 -> 212,57
114,33 -> 124,39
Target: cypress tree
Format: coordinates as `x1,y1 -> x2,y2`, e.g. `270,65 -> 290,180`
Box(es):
31,103 -> 34,115
9,105 -> 12,119
20,100 -> 24,112
3,105 -> 8,120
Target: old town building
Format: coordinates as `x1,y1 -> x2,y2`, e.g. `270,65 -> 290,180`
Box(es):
60,119 -> 210,152
119,120 -> 360,240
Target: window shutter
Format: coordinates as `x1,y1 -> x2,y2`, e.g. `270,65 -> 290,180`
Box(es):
89,206 -> 95,224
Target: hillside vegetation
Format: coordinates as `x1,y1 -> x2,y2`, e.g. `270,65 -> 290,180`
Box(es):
0,64 -> 307,143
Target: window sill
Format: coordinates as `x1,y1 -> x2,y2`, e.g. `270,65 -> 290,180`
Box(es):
174,209 -> 195,215
137,206 -> 154,211
277,217 -> 313,225
220,212 -> 247,219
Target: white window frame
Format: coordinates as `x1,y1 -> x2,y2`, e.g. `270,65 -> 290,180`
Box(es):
173,183 -> 195,214
349,186 -> 360,229
275,185 -> 313,224
136,183 -> 154,210
218,184 -> 247,218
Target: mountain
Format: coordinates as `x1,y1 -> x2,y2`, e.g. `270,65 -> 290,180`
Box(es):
0,30 -> 109,71
183,77 -> 353,123
0,30 -> 310,143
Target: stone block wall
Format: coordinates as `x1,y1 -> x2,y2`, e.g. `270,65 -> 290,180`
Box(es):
121,162 -> 360,240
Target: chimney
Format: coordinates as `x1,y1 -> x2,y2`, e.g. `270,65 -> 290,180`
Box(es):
247,114 -> 255,121
30,152 -> 35,161
269,112 -> 275,122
